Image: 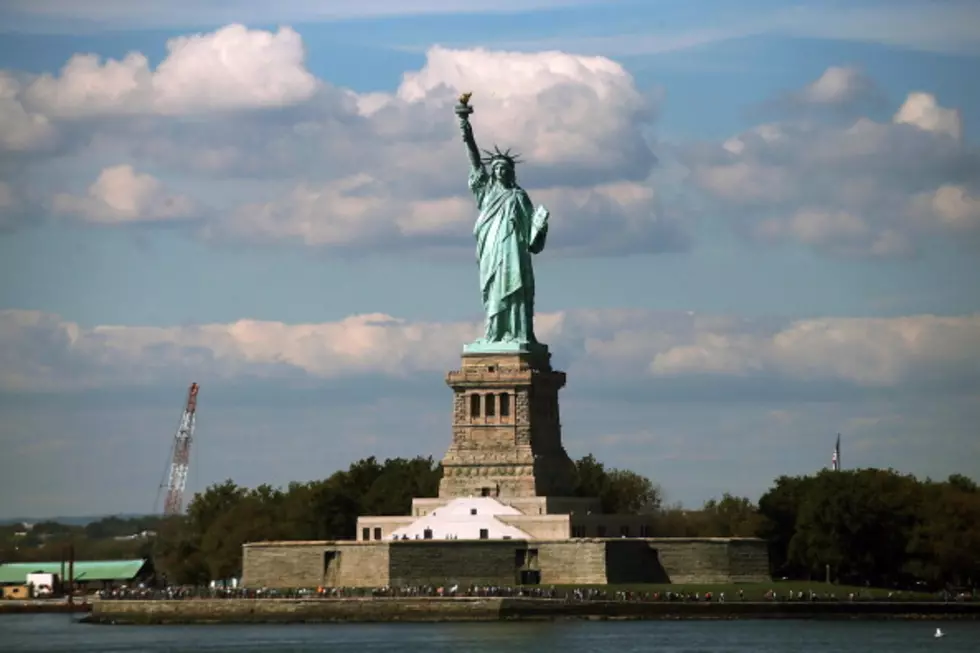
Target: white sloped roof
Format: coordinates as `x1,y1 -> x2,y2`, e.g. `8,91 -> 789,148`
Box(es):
390,497 -> 530,541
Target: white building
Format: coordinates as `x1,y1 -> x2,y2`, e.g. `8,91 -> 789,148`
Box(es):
389,497 -> 531,541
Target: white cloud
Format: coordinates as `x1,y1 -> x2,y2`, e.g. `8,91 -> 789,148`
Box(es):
4,30 -> 669,255
684,68 -> 979,258
893,92 -> 963,141
222,176 -> 473,246
1,308 -> 977,394
217,44 -> 670,252
5,30 -> 976,260
21,24 -> 318,117
350,45 -> 653,176
754,209 -> 912,258
222,177 -> 685,254
51,165 -> 195,224
790,66 -> 878,108
913,185 -> 980,231
0,72 -> 56,152
648,315 -> 980,387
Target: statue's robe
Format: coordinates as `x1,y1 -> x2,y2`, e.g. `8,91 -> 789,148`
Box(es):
468,165 -> 549,344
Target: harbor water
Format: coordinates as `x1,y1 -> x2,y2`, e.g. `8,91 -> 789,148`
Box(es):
1,613 -> 977,652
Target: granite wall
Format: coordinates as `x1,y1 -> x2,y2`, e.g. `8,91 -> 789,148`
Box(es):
243,541 -> 327,588
87,598 -> 980,624
651,538 -> 769,584
389,541 -> 520,586
90,597 -> 503,623
536,540 -> 607,584
243,537 -> 770,588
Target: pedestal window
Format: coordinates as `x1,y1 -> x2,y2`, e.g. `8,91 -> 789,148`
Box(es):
499,392 -> 510,417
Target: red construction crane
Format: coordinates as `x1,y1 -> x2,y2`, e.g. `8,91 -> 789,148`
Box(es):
162,383 -> 200,516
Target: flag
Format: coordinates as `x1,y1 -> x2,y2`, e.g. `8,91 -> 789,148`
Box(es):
831,433 -> 841,471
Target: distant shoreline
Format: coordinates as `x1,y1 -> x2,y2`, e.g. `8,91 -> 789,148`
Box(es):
78,598 -> 980,624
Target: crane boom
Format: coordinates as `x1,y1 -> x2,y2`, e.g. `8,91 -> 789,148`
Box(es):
163,382 -> 199,516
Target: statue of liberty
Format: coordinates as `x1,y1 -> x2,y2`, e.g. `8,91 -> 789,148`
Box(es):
455,93 -> 551,353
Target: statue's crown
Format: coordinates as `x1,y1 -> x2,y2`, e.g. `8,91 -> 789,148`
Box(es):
481,145 -> 522,167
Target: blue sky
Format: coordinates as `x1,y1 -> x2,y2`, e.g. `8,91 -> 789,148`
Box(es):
1,0 -> 978,519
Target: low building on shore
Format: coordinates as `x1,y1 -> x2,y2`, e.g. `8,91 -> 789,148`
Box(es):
0,559 -> 153,593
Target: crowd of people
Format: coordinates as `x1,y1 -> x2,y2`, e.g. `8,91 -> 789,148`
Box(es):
91,584 -> 974,603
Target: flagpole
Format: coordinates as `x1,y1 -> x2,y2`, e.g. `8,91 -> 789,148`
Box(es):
834,433 -> 841,472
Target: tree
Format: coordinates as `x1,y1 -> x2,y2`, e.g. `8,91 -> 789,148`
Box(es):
757,474 -> 814,576
754,468 -> 980,587
186,480 -> 248,536
153,516 -> 209,585
651,503 -> 704,537
700,494 -> 763,537
787,469 -> 920,585
199,486 -> 287,581
604,469 -> 663,514
149,456 -> 445,581
572,454 -> 662,514
572,455 -> 607,500
84,516 -> 164,540
909,480 -> 980,586
946,473 -> 978,494
361,457 -> 441,516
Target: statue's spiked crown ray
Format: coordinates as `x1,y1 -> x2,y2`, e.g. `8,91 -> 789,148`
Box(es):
481,145 -> 522,167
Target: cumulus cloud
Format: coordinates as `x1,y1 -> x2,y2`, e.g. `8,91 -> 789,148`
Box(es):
0,72 -> 56,152
0,27 -> 677,256
51,165 -> 196,224
222,177 -> 686,254
777,65 -> 880,112
893,91 -> 963,140
646,315 -> 980,387
221,176 -> 472,247
912,185 -> 980,231
798,66 -> 874,105
1,308 -> 977,394
209,45 -> 673,253
5,31 -> 977,260
21,25 -> 317,117
685,66 -> 980,258
387,46 -> 653,169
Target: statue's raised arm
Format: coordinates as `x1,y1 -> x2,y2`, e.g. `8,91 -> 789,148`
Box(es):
455,92 -> 482,170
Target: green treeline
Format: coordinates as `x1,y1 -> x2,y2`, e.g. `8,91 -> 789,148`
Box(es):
758,470 -> 980,587
2,457 -> 977,588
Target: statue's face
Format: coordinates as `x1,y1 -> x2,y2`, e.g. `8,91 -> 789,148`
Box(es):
491,160 -> 516,188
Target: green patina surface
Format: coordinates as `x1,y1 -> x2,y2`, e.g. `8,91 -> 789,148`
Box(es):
456,94 -> 551,353
461,340 -> 550,356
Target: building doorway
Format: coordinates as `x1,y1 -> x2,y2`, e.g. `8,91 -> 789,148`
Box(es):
519,570 -> 541,585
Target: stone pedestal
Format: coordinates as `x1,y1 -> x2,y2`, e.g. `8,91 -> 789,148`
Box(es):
439,350 -> 577,500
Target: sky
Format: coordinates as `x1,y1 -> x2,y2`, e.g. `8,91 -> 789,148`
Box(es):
1,0 -> 978,520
